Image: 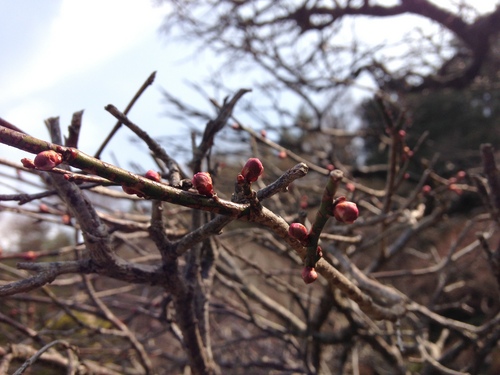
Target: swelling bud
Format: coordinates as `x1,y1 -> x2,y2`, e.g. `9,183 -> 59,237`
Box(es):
241,158 -> 264,183
333,198 -> 359,224
288,223 -> 309,242
145,170 -> 161,182
192,172 -> 215,197
121,185 -> 145,198
34,151 -> 63,170
301,266 -> 318,284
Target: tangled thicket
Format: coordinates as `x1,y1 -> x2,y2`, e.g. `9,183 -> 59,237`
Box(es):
0,81 -> 499,375
2,1 -> 500,374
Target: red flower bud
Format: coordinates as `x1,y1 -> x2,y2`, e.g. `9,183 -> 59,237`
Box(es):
300,194 -> 308,209
23,251 -> 38,261
192,172 -> 215,197
39,204 -> 50,213
301,266 -> 318,284
422,185 -> 432,195
34,150 -> 63,170
241,158 -> 264,183
288,223 -> 309,242
448,184 -> 463,195
333,199 -> 359,224
237,174 -> 246,184
145,170 -> 161,182
122,185 -> 145,198
403,146 -> 413,160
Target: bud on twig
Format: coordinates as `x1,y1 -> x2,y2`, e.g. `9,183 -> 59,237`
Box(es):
145,170 -> 161,182
23,251 -> 38,261
301,266 -> 318,284
333,197 -> 359,224
21,158 -> 36,169
122,185 -> 145,198
240,158 -> 264,183
34,151 -> 63,170
288,223 -> 309,242
192,172 -> 215,197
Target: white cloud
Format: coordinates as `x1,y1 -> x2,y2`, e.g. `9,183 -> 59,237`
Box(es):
1,0 -> 166,102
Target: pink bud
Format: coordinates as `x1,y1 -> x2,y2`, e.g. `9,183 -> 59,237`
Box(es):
288,223 -> 309,242
448,184 -> 463,195
122,185 -> 145,198
278,150 -> 287,159
192,172 -> 215,197
23,251 -> 38,261
422,185 -> 432,195
403,146 -> 413,159
34,150 -> 63,170
39,204 -> 50,213
241,158 -> 264,183
300,195 -> 308,209
301,266 -> 318,284
333,198 -> 359,224
145,170 -> 161,182
346,183 -> 356,192
326,164 -> 335,171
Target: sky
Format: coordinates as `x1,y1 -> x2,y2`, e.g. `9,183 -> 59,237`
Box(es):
1,0 -> 498,172
0,0 -> 219,171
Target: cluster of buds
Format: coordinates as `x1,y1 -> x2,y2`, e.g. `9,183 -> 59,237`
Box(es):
447,170 -> 467,196
293,193 -> 358,284
21,151 -> 64,171
403,146 -> 413,160
122,170 -> 162,198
